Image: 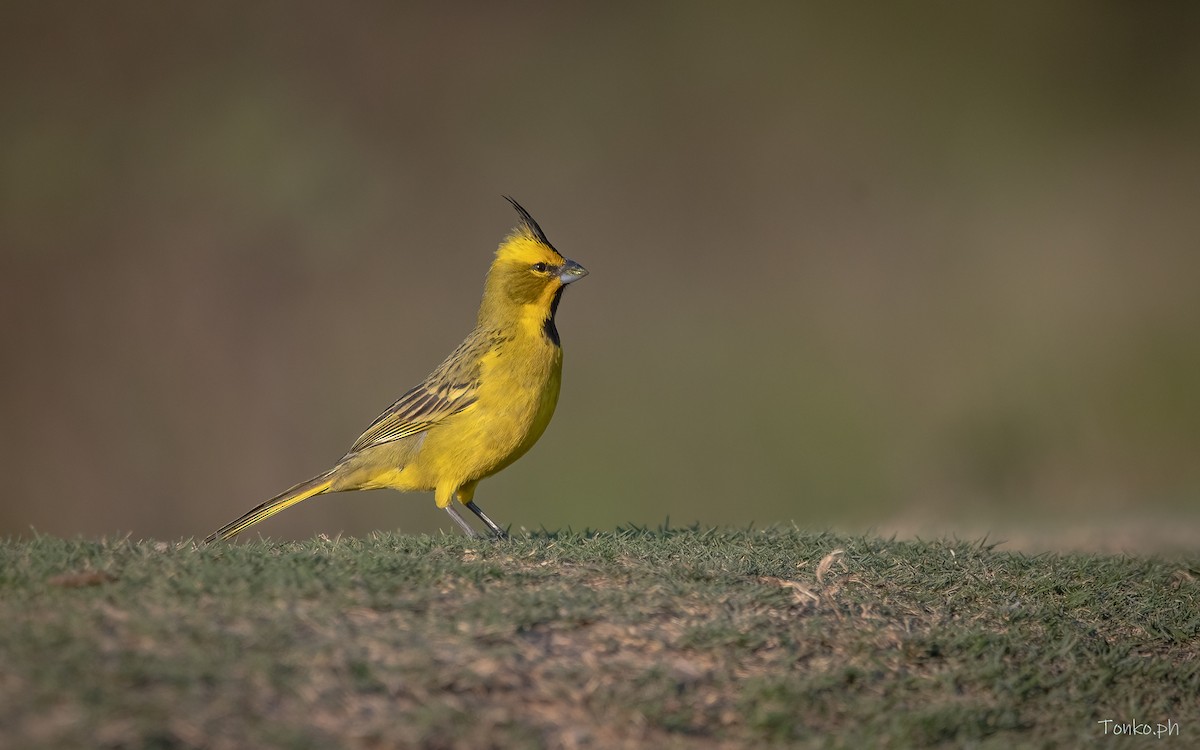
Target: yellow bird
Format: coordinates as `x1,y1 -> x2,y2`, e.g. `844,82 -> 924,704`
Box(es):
206,198 -> 587,542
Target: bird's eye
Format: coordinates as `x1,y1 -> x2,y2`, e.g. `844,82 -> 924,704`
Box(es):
532,262 -> 548,273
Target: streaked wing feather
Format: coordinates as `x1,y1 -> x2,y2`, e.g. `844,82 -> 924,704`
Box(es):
346,337 -> 486,454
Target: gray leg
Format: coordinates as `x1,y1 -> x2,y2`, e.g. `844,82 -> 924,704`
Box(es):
465,501 -> 508,539
444,505 -> 479,537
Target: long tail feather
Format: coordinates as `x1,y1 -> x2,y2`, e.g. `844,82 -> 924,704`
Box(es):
205,472 -> 335,543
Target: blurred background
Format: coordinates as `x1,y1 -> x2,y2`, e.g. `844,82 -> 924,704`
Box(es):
2,2 -> 1198,552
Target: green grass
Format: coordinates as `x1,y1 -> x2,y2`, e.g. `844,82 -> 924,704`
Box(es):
2,528 -> 1197,749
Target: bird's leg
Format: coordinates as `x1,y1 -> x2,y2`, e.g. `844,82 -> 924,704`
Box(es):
444,505 -> 479,537
465,501 -> 509,540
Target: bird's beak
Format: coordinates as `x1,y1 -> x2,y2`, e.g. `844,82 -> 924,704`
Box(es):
559,259 -> 588,284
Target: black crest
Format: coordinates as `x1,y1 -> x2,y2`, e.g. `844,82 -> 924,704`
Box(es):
503,196 -> 556,250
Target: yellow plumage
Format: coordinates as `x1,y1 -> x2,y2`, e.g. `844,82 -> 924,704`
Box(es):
206,198 -> 586,541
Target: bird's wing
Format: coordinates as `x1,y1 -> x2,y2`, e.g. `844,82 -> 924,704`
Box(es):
346,336 -> 487,454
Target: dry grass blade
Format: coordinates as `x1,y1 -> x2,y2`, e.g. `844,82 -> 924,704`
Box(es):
759,576 -> 820,604
816,548 -> 845,585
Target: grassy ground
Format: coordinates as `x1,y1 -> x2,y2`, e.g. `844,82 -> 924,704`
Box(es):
2,528 -> 1197,749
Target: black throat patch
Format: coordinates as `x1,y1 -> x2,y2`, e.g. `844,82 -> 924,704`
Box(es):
543,287 -> 565,346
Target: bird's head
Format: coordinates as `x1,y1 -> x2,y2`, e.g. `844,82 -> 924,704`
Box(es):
480,198 -> 587,328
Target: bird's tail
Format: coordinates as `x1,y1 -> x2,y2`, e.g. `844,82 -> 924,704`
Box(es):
205,471 -> 336,543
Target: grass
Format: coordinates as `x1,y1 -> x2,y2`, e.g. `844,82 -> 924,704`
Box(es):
2,527 -> 1197,749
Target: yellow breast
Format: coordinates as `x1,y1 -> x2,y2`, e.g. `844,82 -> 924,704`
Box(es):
404,330 -> 563,497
